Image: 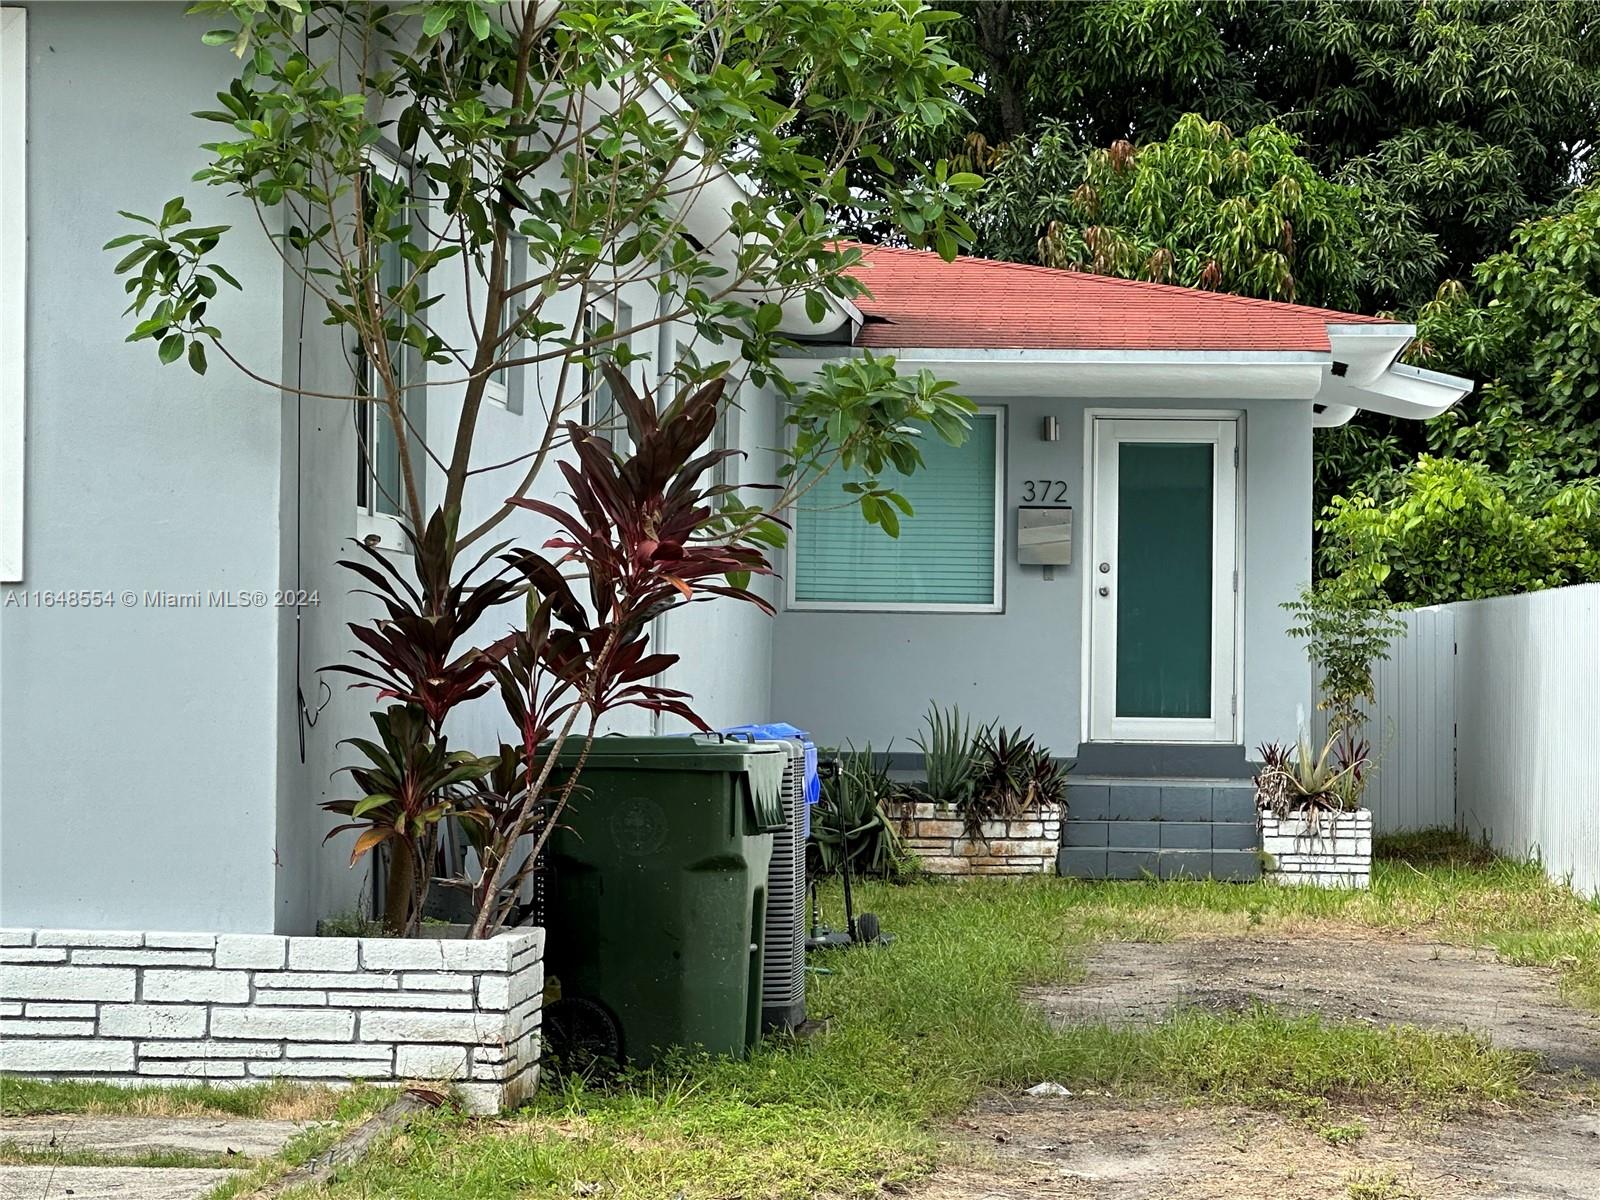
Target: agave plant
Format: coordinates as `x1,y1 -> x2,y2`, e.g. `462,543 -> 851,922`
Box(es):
808,745 -> 907,879
910,703 -> 987,807
322,704 -> 496,936
1255,730 -> 1367,830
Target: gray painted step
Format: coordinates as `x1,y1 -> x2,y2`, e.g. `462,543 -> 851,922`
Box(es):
1072,742 -> 1252,779
1068,781 -> 1256,823
1057,847 -> 1262,883
1064,820 -> 1258,851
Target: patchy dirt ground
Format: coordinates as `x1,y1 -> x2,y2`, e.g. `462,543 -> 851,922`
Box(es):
924,1095 -> 1600,1200
1029,936 -> 1600,1075
919,937 -> 1600,1198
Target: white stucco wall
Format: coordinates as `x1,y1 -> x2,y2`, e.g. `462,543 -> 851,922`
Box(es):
1,4 -> 782,934
1,2 -> 286,932
768,395 -> 1315,758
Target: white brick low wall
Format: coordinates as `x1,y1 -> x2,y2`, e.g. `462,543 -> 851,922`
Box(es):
0,927 -> 543,1113
1261,808 -> 1373,889
900,801 -> 1063,875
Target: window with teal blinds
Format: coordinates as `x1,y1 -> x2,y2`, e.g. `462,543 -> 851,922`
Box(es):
792,412 -> 1001,609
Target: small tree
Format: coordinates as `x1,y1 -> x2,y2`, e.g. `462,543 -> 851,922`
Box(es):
1283,579 -> 1405,737
108,0 -> 984,935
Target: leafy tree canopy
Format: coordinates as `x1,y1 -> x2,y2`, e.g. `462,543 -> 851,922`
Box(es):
970,114 -> 1365,308
111,0 -> 981,543
947,0 -> 1599,309
1319,456 -> 1600,606
1417,186 -> 1600,491
1321,184 -> 1600,506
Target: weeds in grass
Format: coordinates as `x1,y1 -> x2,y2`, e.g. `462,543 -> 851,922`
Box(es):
295,832 -> 1598,1199
0,1141 -> 259,1170
1318,1120 -> 1367,1146
0,1078 -> 385,1122
21,832 -> 1589,1200
1345,1166 -> 1423,1199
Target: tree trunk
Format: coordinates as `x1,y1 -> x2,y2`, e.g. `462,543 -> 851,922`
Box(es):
382,842 -> 415,937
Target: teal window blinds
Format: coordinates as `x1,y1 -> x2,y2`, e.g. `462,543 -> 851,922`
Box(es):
792,412 -> 1001,609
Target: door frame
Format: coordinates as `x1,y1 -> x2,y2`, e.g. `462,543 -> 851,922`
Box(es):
1081,410 -> 1243,745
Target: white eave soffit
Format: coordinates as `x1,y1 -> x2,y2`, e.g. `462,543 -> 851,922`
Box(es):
777,332 -> 1473,420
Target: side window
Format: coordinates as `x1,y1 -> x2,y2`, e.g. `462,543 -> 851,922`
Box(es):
485,235 -> 525,413
581,298 -> 632,449
355,152 -> 422,546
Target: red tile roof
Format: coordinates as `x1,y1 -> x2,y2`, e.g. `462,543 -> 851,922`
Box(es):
842,245 -> 1396,353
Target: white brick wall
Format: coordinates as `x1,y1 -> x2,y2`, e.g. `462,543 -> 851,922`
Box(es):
899,801 -> 1064,876
1261,808 -> 1373,889
0,927 -> 543,1113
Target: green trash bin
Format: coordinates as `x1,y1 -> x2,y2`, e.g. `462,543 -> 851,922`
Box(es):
541,736 -> 787,1069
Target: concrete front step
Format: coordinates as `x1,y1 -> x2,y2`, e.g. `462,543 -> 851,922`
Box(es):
1064,820 -> 1258,851
1058,848 -> 1262,882
1068,782 -> 1257,824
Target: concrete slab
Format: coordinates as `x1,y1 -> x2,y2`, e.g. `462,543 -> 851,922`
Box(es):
0,1165 -> 237,1199
0,1115 -> 306,1158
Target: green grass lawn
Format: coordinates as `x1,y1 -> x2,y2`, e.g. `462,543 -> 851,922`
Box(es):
269,830 -> 1599,1200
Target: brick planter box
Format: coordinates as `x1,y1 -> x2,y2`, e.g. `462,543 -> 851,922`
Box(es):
899,800 -> 1063,875
0,927 -> 543,1113
1260,807 -> 1372,889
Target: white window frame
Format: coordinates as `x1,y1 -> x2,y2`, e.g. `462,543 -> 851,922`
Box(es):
355,149 -> 417,553
785,406 -> 1007,615
581,294 -> 632,449
1,8 -> 25,582
483,234 -> 525,412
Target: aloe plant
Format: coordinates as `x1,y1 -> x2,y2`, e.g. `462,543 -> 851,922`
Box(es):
808,746 -> 907,879
910,703 -> 987,807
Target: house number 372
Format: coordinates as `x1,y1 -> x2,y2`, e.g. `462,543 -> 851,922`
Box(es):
1020,480 -> 1069,503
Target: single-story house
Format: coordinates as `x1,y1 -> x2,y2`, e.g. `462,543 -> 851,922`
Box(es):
766,246 -> 1470,876
0,4 -> 1471,939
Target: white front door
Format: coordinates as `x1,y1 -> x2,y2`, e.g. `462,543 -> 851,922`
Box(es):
1087,417 -> 1239,743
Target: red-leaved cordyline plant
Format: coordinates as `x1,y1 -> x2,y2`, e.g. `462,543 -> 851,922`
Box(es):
326,509 -> 523,734
323,508 -> 525,934
463,367 -> 774,937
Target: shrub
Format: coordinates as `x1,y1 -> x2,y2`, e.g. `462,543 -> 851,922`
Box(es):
1282,580 -> 1405,735
809,746 -> 908,879
964,726 -> 1068,843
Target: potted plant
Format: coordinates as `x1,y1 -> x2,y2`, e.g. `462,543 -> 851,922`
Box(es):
1254,731 -> 1372,888
902,707 -> 1066,875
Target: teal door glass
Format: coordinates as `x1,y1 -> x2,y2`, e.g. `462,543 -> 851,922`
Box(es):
1115,442 -> 1213,718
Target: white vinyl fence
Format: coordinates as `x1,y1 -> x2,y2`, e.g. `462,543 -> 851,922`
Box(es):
1315,606 -> 1457,835
1318,584 -> 1600,897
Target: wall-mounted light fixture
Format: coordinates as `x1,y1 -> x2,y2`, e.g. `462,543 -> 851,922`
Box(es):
1041,415 -> 1060,442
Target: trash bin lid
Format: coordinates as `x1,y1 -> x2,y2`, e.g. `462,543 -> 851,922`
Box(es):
720,723 -> 820,808
542,735 -> 787,831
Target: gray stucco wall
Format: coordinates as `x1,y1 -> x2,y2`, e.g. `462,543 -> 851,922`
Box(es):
0,3 -> 286,932
768,395 -> 1314,758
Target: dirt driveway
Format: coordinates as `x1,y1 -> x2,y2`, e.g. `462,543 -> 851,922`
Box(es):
927,1095 -> 1600,1200
924,935 -> 1600,1199
1031,935 -> 1600,1076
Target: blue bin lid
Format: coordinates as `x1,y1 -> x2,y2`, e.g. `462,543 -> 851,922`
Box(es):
720,723 -> 820,807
